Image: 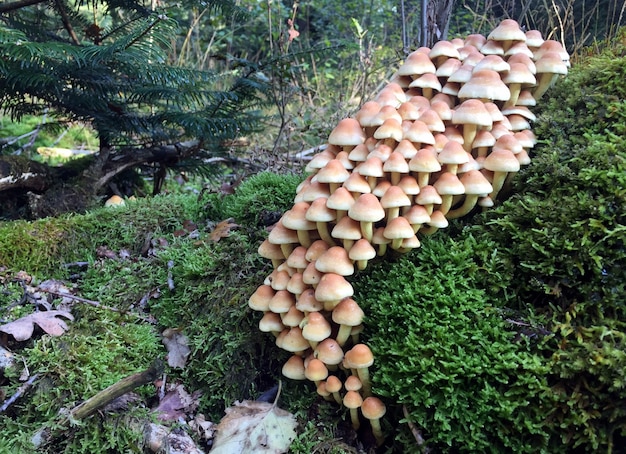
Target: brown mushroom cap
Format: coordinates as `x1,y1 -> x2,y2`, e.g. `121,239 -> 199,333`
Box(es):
282,354 -> 306,380
328,118 -> 366,148
296,287 -> 324,313
315,246 -> 355,276
314,338 -> 345,366
259,311 -> 284,334
302,311 -> 332,345
457,69 -> 511,102
348,193 -> 385,242
248,284 -> 275,311
315,272 -> 354,310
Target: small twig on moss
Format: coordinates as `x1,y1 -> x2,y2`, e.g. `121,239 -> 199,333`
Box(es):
0,373 -> 39,413
37,288 -> 155,323
70,359 -> 164,420
403,405 -> 430,453
32,360 -> 164,448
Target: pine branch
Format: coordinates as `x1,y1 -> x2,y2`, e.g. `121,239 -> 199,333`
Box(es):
0,0 -> 48,14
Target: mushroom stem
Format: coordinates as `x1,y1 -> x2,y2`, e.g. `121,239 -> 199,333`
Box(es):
316,222 -> 336,246
446,194 -> 480,219
461,124 -> 478,153
489,171 -> 509,200
359,221 -> 374,243
335,324 -> 352,347
533,72 -> 559,99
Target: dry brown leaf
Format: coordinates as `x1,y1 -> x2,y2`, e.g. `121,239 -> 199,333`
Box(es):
162,329 -> 191,369
210,218 -> 239,242
0,310 -> 74,341
154,383 -> 201,421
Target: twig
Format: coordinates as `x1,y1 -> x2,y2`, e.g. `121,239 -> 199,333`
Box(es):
37,288 -> 155,323
0,374 -> 39,413
70,360 -> 164,420
403,404 -> 429,452
32,360 -> 164,448
166,261 -> 175,291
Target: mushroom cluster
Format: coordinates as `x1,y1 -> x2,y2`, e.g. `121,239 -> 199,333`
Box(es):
249,20 -> 568,446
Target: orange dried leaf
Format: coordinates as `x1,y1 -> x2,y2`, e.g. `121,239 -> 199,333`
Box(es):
210,218 -> 239,242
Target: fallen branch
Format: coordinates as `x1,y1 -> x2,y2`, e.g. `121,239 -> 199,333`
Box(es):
32,360 -> 164,448
0,373 -> 39,413
70,359 -> 164,420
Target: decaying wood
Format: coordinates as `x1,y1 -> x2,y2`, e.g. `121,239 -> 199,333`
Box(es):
70,359 -> 164,420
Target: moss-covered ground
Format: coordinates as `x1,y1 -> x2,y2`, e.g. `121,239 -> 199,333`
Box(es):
1,31 -> 626,453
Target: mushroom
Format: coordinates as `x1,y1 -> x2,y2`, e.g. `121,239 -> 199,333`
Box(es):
349,238 -> 377,271
281,202 -> 316,248
343,390 -> 363,430
305,197 -> 337,246
361,397 -> 387,446
282,354 -> 306,380
348,193 -> 385,243
332,297 -> 365,346
328,118 -> 366,154
315,272 -> 354,311
301,311 -> 332,349
345,344 -> 375,396
325,375 -> 343,405
305,357 -> 329,387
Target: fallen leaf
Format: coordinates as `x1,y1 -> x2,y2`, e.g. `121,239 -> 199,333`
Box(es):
189,413 -> 215,440
0,310 -> 74,342
210,400 -> 297,454
210,218 -> 239,242
162,329 -> 191,369
154,383 -> 201,421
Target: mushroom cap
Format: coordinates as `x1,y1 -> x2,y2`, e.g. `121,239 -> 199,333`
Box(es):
409,147 -> 441,173
315,273 -> 354,303
394,139 -> 420,160
325,375 -> 342,394
503,62 -> 537,86
483,149 -> 521,172
487,19 -> 526,43
473,54 -> 510,73
437,140 -> 471,166
433,172 -> 465,195
457,69 -> 511,101
305,358 -> 329,382
383,151 -> 410,175
332,297 -> 365,327
374,118 -> 404,142
415,184 -> 443,205
315,246 -> 355,276
429,40 -> 461,62
269,289 -> 296,314
258,239 -> 285,262
282,354 -> 306,380
404,204 -> 431,224
384,216 -> 416,241
328,118 -> 366,146
397,175 -> 421,195
296,287 -> 324,312
282,202 -> 316,231
348,193 -> 385,223
316,159 -> 351,186
342,172 -> 372,195
343,390 -> 363,409
305,197 -> 336,224
286,272 -> 307,296
346,343 -> 374,368
348,238 -> 377,262
380,185 -> 412,210
268,220 -> 299,245
331,216 -> 363,241
259,311 -> 284,333
535,51 -> 568,75
402,121 -> 436,146
287,246 -> 310,270
459,169 -> 493,195
248,284 -> 275,311
280,327 -> 310,353
451,99 -> 493,128
302,311 -> 332,342
282,305 -> 305,328
344,375 -> 363,391
314,338 -> 344,365
397,50 -> 437,76
305,239 -> 331,262
357,156 -> 385,178
326,186 -> 356,211
426,210 -> 449,229
362,396 -> 387,420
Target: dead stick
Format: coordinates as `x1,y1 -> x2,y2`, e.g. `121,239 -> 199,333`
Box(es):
38,289 -> 154,323
32,360 -> 164,448
70,359 -> 164,420
0,374 -> 39,413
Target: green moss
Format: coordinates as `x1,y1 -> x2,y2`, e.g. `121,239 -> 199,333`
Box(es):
353,237 -> 555,452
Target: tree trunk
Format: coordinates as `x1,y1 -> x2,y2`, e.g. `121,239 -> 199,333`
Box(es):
420,0 -> 456,48
0,140 -> 203,220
